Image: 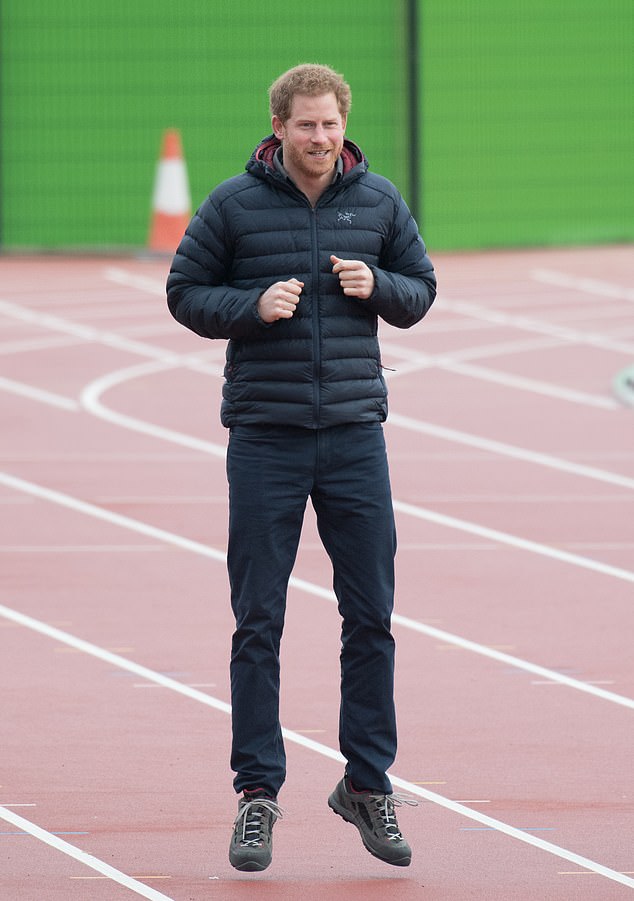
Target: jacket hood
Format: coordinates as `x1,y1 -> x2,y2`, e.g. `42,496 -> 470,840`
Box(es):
246,134 -> 366,178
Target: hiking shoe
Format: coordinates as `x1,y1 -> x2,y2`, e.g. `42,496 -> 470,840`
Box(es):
328,777 -> 417,866
229,790 -> 283,872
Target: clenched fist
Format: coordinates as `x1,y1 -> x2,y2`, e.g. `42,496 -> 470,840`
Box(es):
331,255 -> 374,300
258,277 -> 304,323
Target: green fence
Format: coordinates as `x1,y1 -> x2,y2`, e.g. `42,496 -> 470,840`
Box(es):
421,0 -> 634,249
1,0 -> 632,250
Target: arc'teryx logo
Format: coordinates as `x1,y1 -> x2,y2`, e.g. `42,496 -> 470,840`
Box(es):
337,210 -> 356,224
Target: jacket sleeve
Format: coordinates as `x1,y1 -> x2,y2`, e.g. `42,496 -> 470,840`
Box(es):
365,192 -> 437,329
166,192 -> 267,340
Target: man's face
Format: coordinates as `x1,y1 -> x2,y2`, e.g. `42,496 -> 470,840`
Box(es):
272,92 -> 346,185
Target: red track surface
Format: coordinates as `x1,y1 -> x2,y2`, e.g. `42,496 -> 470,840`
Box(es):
1,246 -> 633,899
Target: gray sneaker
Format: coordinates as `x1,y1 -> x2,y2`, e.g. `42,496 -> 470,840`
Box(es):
229,792 -> 283,872
328,777 -> 417,866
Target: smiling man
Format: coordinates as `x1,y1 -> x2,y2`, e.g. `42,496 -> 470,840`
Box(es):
272,91 -> 346,202
167,63 -> 436,873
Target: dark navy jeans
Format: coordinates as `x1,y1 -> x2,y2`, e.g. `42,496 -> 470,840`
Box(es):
226,422 -> 397,797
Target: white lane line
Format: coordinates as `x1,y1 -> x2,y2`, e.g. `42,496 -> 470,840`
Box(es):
103,267 -> 166,296
104,260 -> 634,338
441,298 -> 634,356
386,606 -> 634,708
0,376 -> 79,411
0,545 -> 163,553
0,805 -> 174,901
434,360 -> 618,409
0,298 -> 220,376
387,413 -> 634,491
0,603 -> 230,714
1,470 -> 633,710
0,335 -> 85,356
381,335 -> 620,409
395,335 -> 566,364
392,498 -> 634,586
0,470 -> 224,562
531,269 -> 634,304
1,604 -> 633,891
386,359 -> 619,410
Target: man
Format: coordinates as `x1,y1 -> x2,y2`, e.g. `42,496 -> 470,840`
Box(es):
167,63 -> 436,872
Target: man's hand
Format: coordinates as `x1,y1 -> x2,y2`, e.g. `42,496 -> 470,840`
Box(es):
331,255 -> 374,300
257,278 -> 304,323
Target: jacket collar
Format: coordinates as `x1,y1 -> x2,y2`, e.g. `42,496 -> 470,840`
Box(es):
247,134 -> 366,181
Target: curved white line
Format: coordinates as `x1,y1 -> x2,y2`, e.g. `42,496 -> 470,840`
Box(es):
80,360 -> 226,458
2,293 -> 629,482
80,363 -> 634,586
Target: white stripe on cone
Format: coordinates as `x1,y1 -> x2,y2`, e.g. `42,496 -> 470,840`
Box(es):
153,158 -> 191,215
148,129 -> 191,253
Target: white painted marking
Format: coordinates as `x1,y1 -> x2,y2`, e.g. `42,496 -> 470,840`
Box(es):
0,376 -> 78,411
0,803 -> 36,807
1,605 -> 632,890
0,334 -> 84,356
441,297 -> 634,355
0,805 -> 174,900
82,357 -> 634,495
2,292 -> 628,481
434,360 -> 619,409
0,470 -> 228,560
0,545 -> 162,553
381,336 -> 618,408
392,498 -> 634,585
103,267 -> 166,297
387,413 -> 634,491
0,298 -> 220,376
80,360 -> 225,457
531,269 -> 634,304
0,472 -> 632,710
0,603 -> 232,718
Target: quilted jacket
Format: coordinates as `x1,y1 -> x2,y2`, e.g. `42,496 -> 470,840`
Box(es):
167,135 -> 436,428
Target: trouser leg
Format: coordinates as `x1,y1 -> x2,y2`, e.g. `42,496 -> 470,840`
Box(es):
226,426 -> 312,797
311,423 -> 397,793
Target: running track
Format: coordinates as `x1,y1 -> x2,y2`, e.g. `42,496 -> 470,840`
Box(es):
1,246 -> 633,899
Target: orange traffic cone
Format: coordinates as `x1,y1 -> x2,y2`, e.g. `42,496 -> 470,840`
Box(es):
148,129 -> 191,253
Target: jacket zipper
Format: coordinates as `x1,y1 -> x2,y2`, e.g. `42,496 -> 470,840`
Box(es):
309,206 -> 320,428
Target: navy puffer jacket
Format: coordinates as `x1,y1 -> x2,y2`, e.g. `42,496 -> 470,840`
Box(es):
167,135 -> 436,429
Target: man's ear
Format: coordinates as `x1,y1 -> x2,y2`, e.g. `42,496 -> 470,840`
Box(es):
272,116 -> 284,140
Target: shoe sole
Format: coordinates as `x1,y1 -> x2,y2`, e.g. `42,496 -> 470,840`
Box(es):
230,857 -> 271,872
328,792 -> 411,867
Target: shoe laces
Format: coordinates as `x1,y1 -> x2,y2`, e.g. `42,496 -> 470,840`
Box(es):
369,792 -> 418,842
233,798 -> 284,847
